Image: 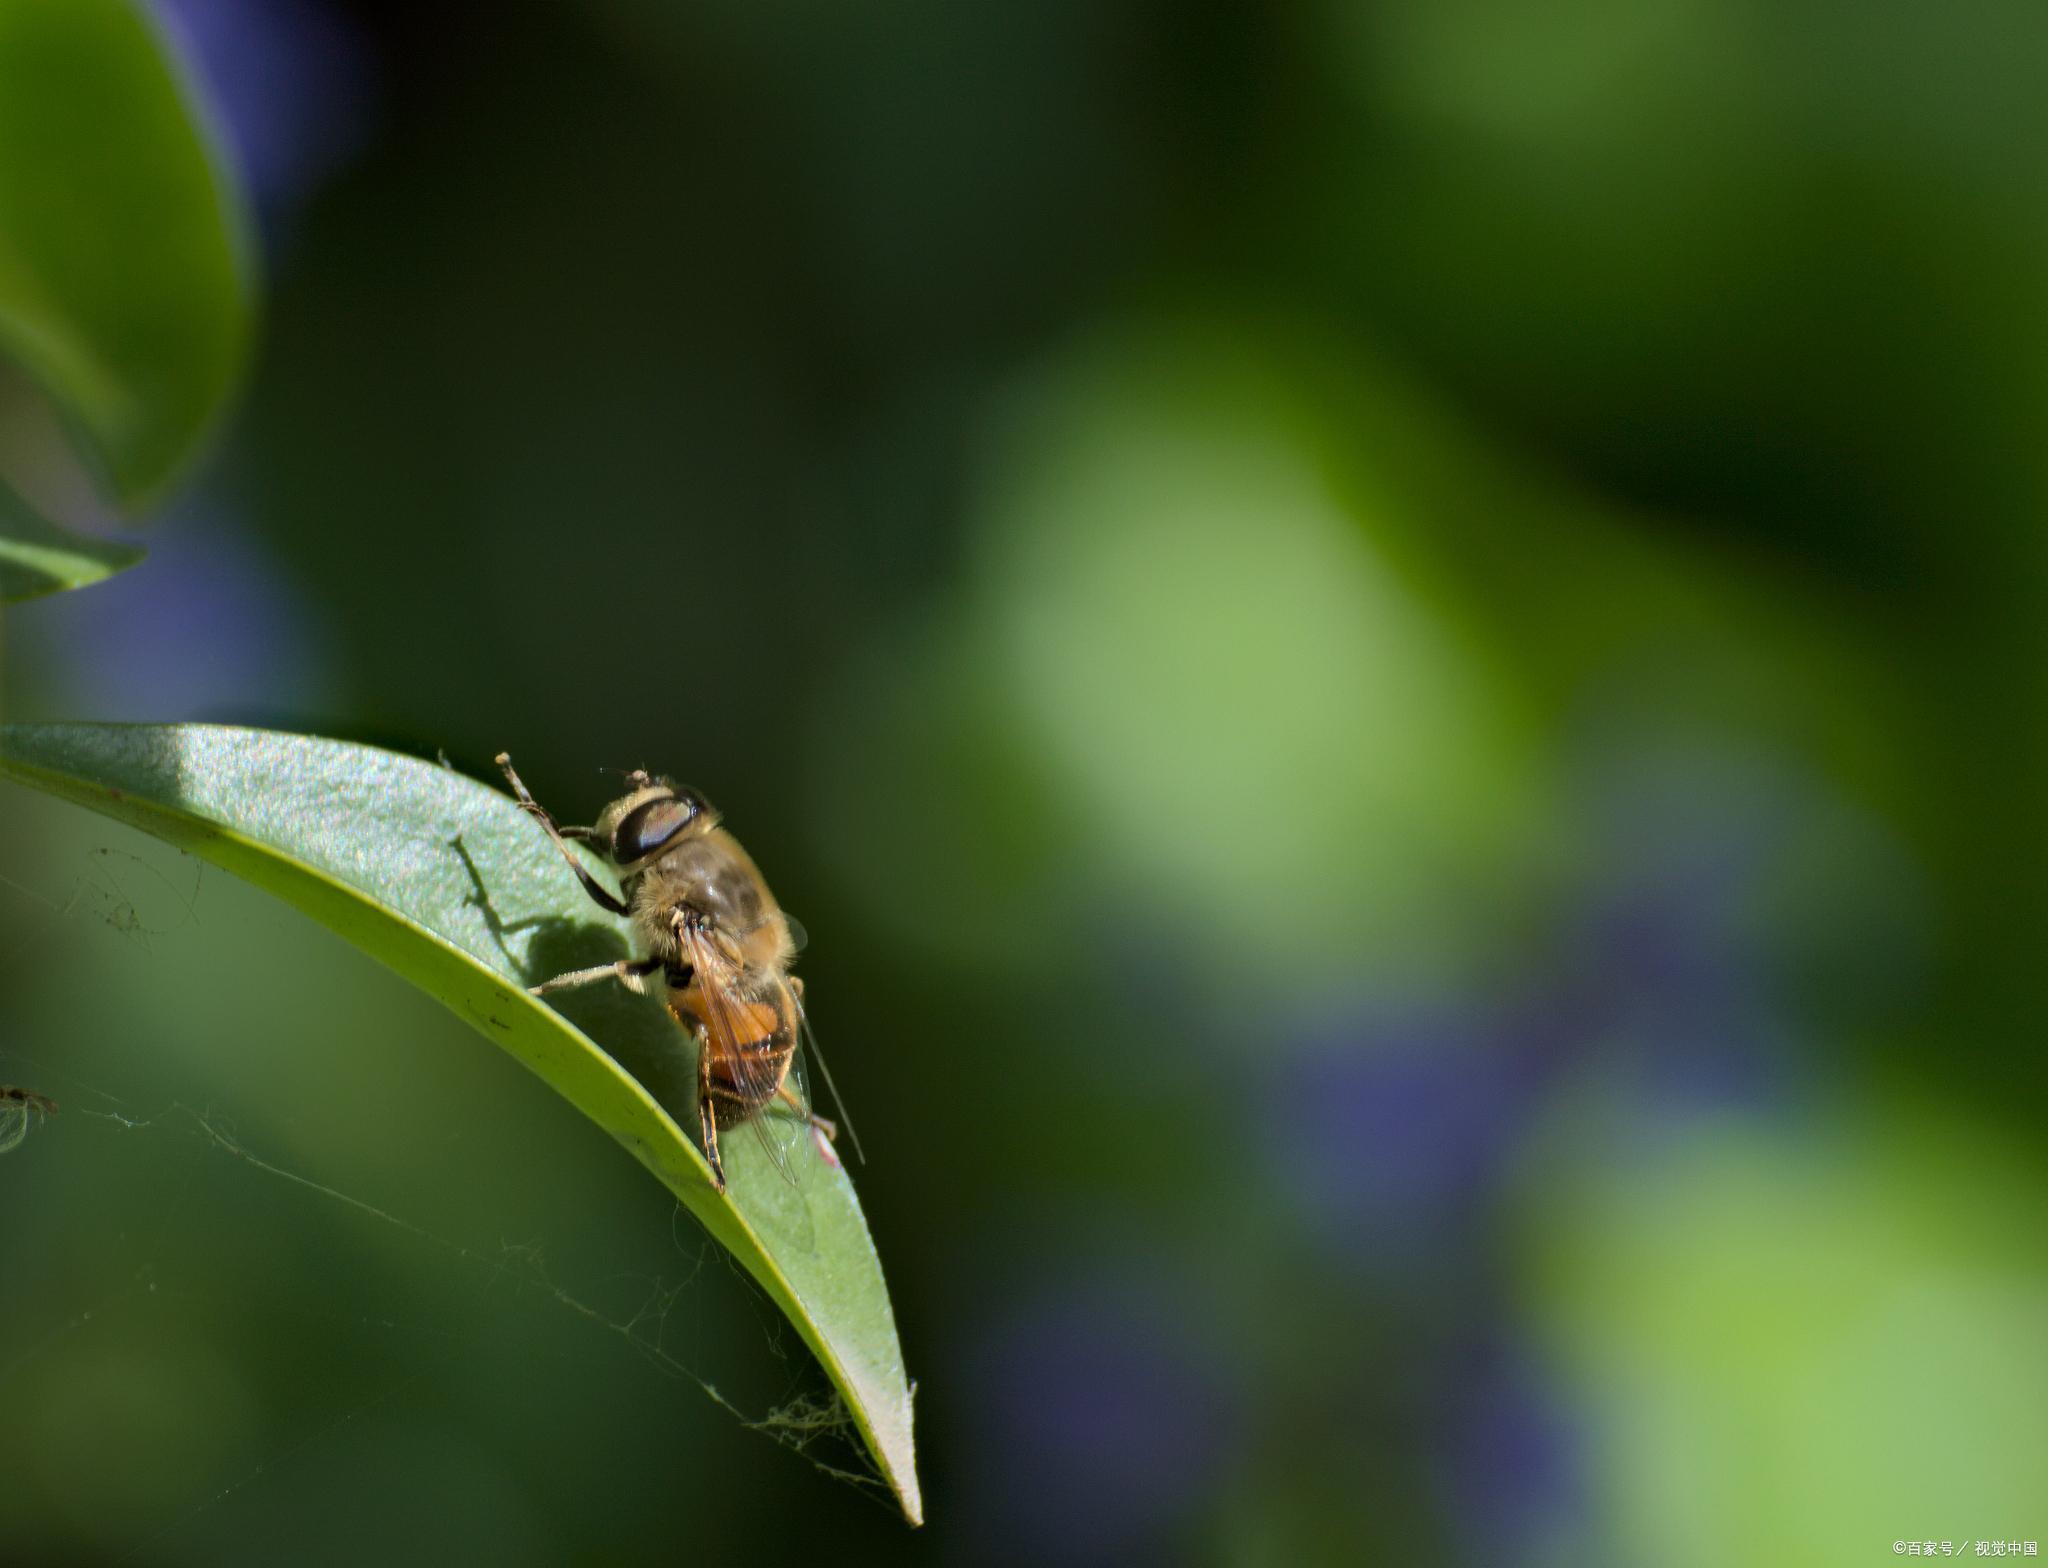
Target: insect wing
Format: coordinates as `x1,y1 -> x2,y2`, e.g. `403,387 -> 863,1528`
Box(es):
677,926 -> 783,1101
788,984 -> 862,1166
747,1082 -> 811,1187
748,973 -> 832,1183
678,926 -> 805,1187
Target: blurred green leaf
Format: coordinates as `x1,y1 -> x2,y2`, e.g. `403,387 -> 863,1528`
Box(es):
1526,1100 -> 2048,1564
0,722 -> 921,1524
956,326 -> 1545,982
0,0 -> 253,514
0,475 -> 142,602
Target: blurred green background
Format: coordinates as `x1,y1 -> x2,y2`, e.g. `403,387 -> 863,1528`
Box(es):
3,0 -> 2047,1562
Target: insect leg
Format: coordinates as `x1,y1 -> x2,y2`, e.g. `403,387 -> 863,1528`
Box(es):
495,752 -> 629,916
698,1043 -> 728,1194
528,955 -> 663,997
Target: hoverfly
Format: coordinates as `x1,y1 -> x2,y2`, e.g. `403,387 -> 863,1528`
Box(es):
495,753 -> 852,1192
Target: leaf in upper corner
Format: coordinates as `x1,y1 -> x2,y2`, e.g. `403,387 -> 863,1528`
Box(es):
0,476 -> 142,603
0,0 -> 255,515
0,722 -> 921,1525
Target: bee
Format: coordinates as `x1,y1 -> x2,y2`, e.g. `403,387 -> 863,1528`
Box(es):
495,753 -> 849,1193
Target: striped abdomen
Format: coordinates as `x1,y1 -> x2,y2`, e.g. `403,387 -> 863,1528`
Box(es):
671,968 -> 796,1123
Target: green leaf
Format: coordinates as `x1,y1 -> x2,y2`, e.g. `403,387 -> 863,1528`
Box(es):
0,0 -> 254,513
0,475 -> 142,602
0,722 -> 921,1524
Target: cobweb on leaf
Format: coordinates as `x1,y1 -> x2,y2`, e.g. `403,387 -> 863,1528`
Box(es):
0,834 -> 896,1559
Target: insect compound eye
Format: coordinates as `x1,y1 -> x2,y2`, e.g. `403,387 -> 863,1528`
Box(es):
611,795 -> 699,863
